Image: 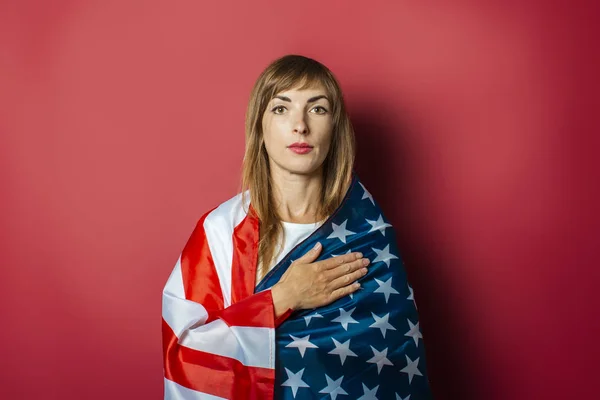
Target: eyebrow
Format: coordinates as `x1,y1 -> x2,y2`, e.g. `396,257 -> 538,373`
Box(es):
273,95 -> 330,104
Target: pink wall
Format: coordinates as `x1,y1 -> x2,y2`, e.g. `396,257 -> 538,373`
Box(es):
1,1 -> 597,399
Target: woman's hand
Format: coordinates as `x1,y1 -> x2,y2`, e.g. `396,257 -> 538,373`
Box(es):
271,242 -> 369,317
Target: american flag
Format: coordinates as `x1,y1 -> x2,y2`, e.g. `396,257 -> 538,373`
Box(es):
256,176 -> 433,399
162,174 -> 433,399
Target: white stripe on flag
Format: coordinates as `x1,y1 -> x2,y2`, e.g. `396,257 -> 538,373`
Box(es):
204,191 -> 250,307
164,378 -> 227,400
178,318 -> 274,369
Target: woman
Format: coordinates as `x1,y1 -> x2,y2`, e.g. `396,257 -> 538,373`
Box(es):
162,55 -> 433,399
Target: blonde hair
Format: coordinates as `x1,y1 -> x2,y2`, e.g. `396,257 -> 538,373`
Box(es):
242,55 -> 355,282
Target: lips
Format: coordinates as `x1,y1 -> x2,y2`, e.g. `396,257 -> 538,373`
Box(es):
288,142 -> 314,154
288,142 -> 313,149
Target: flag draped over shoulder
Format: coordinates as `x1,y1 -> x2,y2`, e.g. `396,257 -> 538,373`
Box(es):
162,174 -> 433,400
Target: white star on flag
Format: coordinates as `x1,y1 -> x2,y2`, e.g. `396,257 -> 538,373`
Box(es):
405,319 -> 423,346
407,283 -> 417,309
318,374 -> 348,400
331,307 -> 359,330
281,368 -> 310,398
372,244 -> 399,267
357,383 -> 379,400
400,355 -> 423,384
365,214 -> 392,236
374,277 -> 400,303
328,338 -> 358,365
359,182 -> 375,205
396,394 -> 411,400
285,335 -> 318,357
303,312 -> 324,326
369,312 -> 397,338
366,346 -> 394,374
327,220 -> 356,244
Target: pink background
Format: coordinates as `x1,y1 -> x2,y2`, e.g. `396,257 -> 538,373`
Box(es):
1,1 -> 597,399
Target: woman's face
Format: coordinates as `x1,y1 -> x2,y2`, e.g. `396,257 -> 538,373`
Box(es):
261,84 -> 334,177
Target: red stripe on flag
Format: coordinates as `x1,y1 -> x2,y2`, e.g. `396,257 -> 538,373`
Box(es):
163,319 -> 275,400
180,208 -> 224,310
207,289 -> 276,328
230,206 -> 260,305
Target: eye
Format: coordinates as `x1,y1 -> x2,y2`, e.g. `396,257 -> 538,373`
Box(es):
271,105 -> 286,114
311,106 -> 328,114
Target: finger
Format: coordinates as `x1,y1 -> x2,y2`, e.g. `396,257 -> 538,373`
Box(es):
328,266 -> 368,291
293,242 -> 323,265
329,282 -> 361,302
320,251 -> 363,270
325,257 -> 370,281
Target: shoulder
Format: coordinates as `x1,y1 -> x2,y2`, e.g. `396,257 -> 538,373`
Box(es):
195,190 -> 251,232
183,190 -> 251,254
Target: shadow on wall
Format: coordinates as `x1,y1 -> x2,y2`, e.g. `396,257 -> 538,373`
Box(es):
350,96 -> 490,400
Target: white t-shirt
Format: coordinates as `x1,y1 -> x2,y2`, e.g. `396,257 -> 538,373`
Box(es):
268,220 -> 323,272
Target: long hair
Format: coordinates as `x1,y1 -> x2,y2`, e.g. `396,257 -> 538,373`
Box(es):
242,55 -> 355,282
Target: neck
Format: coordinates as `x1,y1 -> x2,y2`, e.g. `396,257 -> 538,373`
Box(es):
270,165 -> 324,224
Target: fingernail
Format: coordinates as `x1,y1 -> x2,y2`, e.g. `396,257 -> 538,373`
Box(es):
314,242 -> 321,250
362,258 -> 370,266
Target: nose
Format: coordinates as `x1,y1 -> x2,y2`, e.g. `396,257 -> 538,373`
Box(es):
293,115 -> 309,135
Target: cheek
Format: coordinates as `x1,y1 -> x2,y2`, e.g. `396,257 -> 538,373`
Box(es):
262,115 -> 284,139
320,137 -> 333,159
319,126 -> 334,150
261,116 -> 275,146
261,114 -> 270,139
261,121 -> 285,159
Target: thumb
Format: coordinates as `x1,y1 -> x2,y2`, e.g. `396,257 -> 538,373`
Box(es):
295,242 -> 322,264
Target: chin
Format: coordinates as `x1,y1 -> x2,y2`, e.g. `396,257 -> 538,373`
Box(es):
281,161 -> 324,176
